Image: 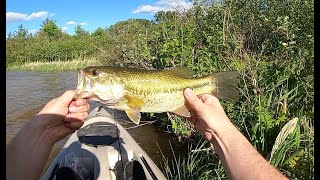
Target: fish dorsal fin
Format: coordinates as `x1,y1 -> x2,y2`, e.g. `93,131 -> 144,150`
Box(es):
167,67 -> 194,78
170,105 -> 191,117
124,95 -> 144,111
125,110 -> 141,124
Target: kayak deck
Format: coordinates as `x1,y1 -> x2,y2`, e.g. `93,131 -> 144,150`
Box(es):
42,106 -> 166,180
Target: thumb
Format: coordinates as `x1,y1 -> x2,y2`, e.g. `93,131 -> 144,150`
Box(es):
56,90 -> 76,106
184,88 -> 204,111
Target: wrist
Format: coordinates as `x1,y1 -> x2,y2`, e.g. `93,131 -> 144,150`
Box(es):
208,120 -> 245,152
209,121 -> 250,154
28,116 -> 56,146
7,116 -> 56,180
213,120 -> 239,140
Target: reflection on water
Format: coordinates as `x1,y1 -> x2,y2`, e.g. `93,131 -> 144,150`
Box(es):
6,71 -> 188,170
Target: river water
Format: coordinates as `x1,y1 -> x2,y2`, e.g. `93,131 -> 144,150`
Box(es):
6,71 -> 188,174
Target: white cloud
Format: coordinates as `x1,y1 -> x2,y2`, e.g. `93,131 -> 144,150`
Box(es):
6,12 -> 26,22
133,5 -> 165,14
79,22 -> 87,26
61,27 -> 68,31
66,21 -> 87,26
28,11 -> 48,19
66,21 -> 77,25
6,11 -> 49,23
29,29 -> 38,34
133,0 -> 192,14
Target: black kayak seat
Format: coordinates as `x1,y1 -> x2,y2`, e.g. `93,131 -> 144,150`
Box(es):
77,121 -> 119,147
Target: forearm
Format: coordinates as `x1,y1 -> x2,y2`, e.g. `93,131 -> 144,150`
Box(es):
6,120 -> 54,180
211,123 -> 287,180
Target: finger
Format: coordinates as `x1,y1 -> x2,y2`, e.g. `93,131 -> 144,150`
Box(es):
184,116 -> 198,126
65,121 -> 84,129
184,88 -> 204,111
190,117 -> 198,125
69,101 -> 76,107
64,127 -> 77,135
57,90 -> 76,106
199,94 -> 219,106
50,98 -> 58,103
69,103 -> 90,113
75,99 -> 88,107
64,112 -> 88,122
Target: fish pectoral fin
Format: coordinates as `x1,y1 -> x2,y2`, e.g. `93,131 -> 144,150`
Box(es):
124,95 -> 144,111
125,110 -> 141,124
170,105 -> 191,117
168,67 -> 194,78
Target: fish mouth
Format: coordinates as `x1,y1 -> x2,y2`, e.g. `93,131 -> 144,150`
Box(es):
74,70 -> 93,99
74,69 -> 119,106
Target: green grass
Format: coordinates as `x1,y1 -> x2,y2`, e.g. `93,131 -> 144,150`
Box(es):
159,140 -> 228,180
166,113 -> 196,141
6,57 -> 102,71
160,56 -> 313,179
269,117 -> 300,168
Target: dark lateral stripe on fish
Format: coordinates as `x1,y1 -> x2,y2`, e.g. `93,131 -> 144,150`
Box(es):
125,81 -> 212,95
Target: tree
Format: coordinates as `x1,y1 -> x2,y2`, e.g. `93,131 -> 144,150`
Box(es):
15,24 -> 28,39
91,27 -> 105,36
7,32 -> 14,40
154,11 -> 180,23
40,18 -> 61,40
74,25 -> 89,37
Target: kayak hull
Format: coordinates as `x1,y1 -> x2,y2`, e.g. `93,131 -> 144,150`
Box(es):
42,106 -> 166,180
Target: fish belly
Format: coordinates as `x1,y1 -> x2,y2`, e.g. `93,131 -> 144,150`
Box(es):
140,83 -> 214,113
111,76 -> 214,113
140,91 -> 185,113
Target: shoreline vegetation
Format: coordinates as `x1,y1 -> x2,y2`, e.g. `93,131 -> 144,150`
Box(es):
7,57 -> 102,71
7,0 -> 313,179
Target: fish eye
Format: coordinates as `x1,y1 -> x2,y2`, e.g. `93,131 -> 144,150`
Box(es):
92,69 -> 98,76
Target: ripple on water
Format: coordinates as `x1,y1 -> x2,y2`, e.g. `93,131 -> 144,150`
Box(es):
6,71 -> 78,136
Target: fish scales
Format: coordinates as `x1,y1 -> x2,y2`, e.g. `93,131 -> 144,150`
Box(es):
120,72 -> 214,112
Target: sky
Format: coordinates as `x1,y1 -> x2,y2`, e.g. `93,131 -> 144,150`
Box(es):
6,0 -> 193,36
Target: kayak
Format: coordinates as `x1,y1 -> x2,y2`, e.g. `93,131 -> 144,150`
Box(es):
42,106 -> 167,180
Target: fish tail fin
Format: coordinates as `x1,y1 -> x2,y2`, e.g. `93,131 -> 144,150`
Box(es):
211,71 -> 240,102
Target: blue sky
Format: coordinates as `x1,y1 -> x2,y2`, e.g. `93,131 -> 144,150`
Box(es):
6,0 -> 193,36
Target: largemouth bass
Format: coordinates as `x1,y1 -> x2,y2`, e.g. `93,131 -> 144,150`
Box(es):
75,66 -> 239,124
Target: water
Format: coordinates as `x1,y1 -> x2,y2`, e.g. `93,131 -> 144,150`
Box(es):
6,71 -> 188,173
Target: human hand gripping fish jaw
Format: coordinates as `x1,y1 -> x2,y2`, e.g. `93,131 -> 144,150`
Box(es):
74,66 -> 240,125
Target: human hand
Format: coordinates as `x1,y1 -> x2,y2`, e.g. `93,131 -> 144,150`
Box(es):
183,88 -> 236,142
33,90 -> 90,144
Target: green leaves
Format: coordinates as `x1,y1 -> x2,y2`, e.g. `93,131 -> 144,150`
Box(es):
74,25 -> 89,37
40,18 -> 62,40
15,24 -> 28,39
167,113 -> 193,139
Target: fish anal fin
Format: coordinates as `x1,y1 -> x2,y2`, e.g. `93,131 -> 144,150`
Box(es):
125,110 -> 141,124
170,105 -> 191,117
124,95 -> 144,111
168,67 -> 194,78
